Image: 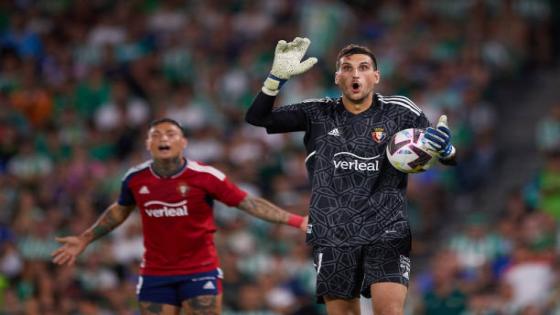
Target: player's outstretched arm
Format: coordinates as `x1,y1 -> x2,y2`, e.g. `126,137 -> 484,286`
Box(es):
51,203 -> 135,266
237,196 -> 307,232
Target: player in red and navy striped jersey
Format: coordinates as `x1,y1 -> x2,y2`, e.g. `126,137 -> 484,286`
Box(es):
51,118 -> 307,315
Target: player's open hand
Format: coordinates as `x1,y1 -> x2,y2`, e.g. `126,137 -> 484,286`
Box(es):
271,37 -> 318,80
263,37 -> 318,96
51,236 -> 88,266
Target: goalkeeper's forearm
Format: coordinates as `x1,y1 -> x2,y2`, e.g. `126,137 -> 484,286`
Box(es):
245,91 -> 277,126
80,203 -> 134,243
237,196 -> 303,227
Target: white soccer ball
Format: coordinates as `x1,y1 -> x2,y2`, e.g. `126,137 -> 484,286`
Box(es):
386,128 -> 437,173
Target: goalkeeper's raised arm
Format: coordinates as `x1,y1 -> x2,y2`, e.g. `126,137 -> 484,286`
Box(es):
245,37 -> 317,132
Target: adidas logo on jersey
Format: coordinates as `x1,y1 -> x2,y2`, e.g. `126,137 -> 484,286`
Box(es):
139,186 -> 150,194
203,281 -> 215,290
328,128 -> 340,136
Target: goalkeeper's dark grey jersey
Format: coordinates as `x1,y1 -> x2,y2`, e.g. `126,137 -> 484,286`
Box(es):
246,92 -> 430,246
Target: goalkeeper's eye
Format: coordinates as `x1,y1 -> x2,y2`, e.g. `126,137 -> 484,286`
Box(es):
359,64 -> 371,71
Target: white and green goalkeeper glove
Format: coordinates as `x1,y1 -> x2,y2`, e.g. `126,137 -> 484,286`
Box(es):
262,37 -> 318,96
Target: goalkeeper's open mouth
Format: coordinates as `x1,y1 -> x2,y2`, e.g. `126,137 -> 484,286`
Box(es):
351,82 -> 361,93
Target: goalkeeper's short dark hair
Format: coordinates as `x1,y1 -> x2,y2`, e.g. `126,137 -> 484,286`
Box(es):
149,118 -> 187,137
336,44 -> 378,70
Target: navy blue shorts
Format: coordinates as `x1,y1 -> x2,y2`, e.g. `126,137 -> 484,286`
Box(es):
137,269 -> 223,306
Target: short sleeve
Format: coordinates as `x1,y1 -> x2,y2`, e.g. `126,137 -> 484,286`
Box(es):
118,177 -> 136,206
190,162 -> 248,206
208,176 -> 248,207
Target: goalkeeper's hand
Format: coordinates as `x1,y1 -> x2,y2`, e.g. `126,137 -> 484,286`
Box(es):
425,115 -> 456,159
262,37 -> 318,96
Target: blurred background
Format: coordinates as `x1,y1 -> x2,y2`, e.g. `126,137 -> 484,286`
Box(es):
1,0 -> 559,314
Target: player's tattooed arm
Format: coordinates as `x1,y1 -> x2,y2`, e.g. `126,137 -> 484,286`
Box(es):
81,203 -> 135,243
237,196 -> 294,225
52,203 -> 136,266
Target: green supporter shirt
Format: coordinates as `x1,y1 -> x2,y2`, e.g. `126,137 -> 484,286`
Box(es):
539,170 -> 560,219
73,81 -> 110,120
423,288 -> 467,315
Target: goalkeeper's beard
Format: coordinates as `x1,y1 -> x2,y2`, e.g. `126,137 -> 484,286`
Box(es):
342,87 -> 374,106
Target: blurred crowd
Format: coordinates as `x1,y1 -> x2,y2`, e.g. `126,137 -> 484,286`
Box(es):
0,0 -> 558,314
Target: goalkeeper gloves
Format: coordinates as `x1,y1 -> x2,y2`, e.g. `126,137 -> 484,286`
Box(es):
262,37 -> 318,96
425,115 -> 456,159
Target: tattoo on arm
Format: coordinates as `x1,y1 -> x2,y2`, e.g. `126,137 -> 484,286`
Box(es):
238,196 -> 290,224
82,203 -> 134,243
186,295 -> 217,315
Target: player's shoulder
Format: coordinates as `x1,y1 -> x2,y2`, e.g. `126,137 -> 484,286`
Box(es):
186,160 -> 226,181
122,160 -> 152,181
287,96 -> 337,110
297,97 -> 340,116
300,96 -> 338,106
376,93 -> 422,116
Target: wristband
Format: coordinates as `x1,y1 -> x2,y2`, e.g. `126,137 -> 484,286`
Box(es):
287,214 -> 304,228
440,144 -> 456,159
267,74 -> 288,89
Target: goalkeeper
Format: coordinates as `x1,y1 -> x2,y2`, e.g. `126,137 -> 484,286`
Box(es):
245,37 -> 456,315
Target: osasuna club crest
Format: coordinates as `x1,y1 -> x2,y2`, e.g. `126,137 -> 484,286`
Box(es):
177,183 -> 189,196
371,128 -> 386,143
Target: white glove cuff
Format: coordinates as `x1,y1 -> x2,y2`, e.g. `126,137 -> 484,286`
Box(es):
440,145 -> 456,160
262,85 -> 279,96
262,74 -> 287,96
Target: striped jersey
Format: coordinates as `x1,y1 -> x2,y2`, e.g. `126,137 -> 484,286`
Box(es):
118,159 -> 247,275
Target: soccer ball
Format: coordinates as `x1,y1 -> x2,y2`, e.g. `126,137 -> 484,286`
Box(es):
386,128 -> 436,173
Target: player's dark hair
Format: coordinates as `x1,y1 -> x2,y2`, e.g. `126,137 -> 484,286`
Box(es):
336,44 -> 378,70
149,118 -> 186,137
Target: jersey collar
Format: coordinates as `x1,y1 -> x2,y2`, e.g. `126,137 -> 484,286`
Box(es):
149,158 -> 188,179
338,94 -> 382,118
